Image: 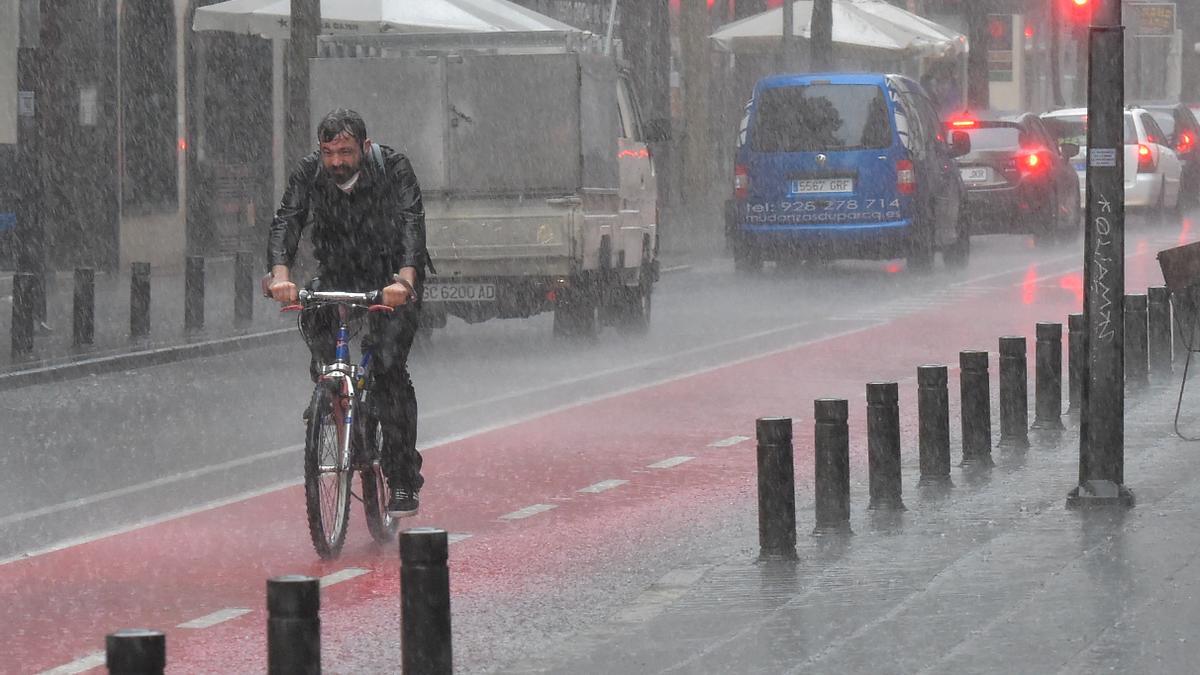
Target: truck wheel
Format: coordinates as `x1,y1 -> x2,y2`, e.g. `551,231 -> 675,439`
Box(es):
733,245 -> 763,275
553,291 -> 597,339
615,272 -> 653,335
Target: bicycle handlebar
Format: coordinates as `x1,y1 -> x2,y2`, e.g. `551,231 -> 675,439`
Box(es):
298,289 -> 382,305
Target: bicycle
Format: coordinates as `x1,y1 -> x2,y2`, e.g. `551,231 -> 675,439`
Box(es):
283,288 -> 403,558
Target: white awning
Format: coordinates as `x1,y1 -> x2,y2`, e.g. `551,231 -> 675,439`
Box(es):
193,0 -> 580,39
711,0 -> 965,56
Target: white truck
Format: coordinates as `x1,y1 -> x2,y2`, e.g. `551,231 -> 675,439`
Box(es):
311,31 -> 662,337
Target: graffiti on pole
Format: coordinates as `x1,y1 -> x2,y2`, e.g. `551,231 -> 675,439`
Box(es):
1092,191 -> 1116,342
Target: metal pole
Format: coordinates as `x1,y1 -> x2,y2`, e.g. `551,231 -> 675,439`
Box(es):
287,0 -> 320,167
1124,293 -> 1149,390
1068,312 -> 1085,415
959,350 -> 994,467
1070,0 -> 1133,508
1148,285 -> 1172,377
267,575 -> 320,675
11,271 -> 35,357
15,2 -> 46,327
998,337 -> 1030,449
917,365 -> 951,485
813,398 -> 851,534
130,262 -> 151,340
1032,322 -> 1066,430
73,267 -> 95,346
185,255 -> 205,331
106,629 -> 166,675
867,382 -> 904,510
810,0 -> 834,71
401,528 -> 452,675
756,417 -> 798,560
603,0 -> 619,55
781,0 -> 794,70
235,251 -> 255,324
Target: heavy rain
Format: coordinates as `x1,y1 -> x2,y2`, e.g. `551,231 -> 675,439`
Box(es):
3,0 -> 1200,672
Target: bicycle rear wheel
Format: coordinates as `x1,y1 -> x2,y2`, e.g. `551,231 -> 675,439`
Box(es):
360,415 -> 400,544
304,384 -> 353,559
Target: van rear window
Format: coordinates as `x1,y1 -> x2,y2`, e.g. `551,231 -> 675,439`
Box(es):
751,84 -> 892,152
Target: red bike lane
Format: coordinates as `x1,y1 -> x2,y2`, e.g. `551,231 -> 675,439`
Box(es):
5,248 -> 1171,674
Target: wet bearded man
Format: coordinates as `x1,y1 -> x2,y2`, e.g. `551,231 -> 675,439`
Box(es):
267,108 -> 429,517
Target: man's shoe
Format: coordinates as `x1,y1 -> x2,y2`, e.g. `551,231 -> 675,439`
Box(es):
387,487 -> 419,517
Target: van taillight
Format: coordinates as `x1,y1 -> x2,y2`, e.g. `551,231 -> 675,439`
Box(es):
896,159 -> 916,195
734,164 -> 750,200
1137,144 -> 1155,173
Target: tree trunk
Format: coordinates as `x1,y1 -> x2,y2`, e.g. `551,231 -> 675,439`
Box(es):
965,0 -> 990,110
287,0 -> 319,166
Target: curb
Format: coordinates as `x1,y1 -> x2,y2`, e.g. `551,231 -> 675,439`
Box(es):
0,328 -> 293,392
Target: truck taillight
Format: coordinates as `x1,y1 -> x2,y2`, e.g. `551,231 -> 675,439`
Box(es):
1137,144 -> 1156,173
896,159 -> 916,195
1179,131 -> 1195,156
734,164 -> 750,200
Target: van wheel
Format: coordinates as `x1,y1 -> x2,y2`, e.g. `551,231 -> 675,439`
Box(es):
553,290 -> 598,339
732,239 -> 763,275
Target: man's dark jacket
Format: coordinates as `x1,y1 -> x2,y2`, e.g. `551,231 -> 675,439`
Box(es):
268,144 -> 428,290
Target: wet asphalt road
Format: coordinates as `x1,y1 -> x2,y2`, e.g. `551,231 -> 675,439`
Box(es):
0,217 -> 1187,562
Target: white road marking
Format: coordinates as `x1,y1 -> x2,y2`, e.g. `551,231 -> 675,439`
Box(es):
36,651 -> 105,675
577,479 -> 628,494
448,533 -> 473,544
648,456 -> 695,469
177,608 -> 251,629
319,567 -> 369,588
708,435 -> 750,448
500,504 -> 557,520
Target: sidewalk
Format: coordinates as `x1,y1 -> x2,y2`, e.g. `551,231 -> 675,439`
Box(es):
0,257 -> 292,388
501,378 -> 1200,674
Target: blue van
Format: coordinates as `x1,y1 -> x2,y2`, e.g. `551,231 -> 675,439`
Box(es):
726,73 -> 971,272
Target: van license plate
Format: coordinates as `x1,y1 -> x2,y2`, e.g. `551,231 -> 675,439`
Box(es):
959,167 -> 991,182
422,283 -> 497,303
791,178 -> 854,194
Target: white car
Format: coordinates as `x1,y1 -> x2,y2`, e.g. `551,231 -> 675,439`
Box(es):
1041,106 -> 1182,213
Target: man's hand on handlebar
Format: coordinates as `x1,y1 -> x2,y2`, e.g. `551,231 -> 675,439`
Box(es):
269,265 -> 299,304
382,267 -> 419,308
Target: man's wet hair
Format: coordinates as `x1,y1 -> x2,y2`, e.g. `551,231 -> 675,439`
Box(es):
317,109 -> 367,145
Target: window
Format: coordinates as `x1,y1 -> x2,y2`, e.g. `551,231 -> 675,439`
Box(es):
751,84 -> 892,153
1141,113 -> 1167,146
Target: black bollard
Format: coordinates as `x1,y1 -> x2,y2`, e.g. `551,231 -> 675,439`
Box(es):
130,262 -> 151,340
867,382 -> 904,509
1032,322 -> 1066,430
10,272 -> 35,357
756,417 -> 797,560
185,255 -> 205,332
1068,313 -> 1085,415
998,337 -> 1029,449
1125,293 -> 1149,390
73,267 -> 95,347
401,528 -> 453,675
959,350 -> 995,467
917,365 -> 951,485
1148,285 -> 1172,378
813,398 -> 851,534
235,251 -> 255,324
267,575 -> 320,675
106,629 -> 165,675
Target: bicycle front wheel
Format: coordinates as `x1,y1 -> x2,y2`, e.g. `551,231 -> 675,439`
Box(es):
304,384 -> 353,559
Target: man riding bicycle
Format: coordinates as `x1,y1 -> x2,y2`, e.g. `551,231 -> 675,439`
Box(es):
267,108 -> 428,517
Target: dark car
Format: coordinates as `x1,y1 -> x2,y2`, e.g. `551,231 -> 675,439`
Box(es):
946,112 -> 1081,243
1138,102 -> 1200,208
726,72 -> 971,272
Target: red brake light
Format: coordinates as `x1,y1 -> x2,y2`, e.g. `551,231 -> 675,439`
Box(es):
1026,153 -> 1040,168
734,164 -> 750,200
1179,132 -> 1194,155
950,119 -> 977,128
1138,144 -> 1156,173
896,158 -> 916,195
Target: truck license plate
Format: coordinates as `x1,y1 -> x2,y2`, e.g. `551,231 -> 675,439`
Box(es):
790,178 -> 854,194
422,283 -> 496,303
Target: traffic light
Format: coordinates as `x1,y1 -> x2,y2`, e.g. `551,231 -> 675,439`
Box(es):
1066,0 -> 1092,25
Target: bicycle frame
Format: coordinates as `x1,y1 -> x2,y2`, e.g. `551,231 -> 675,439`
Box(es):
318,304 -> 375,474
